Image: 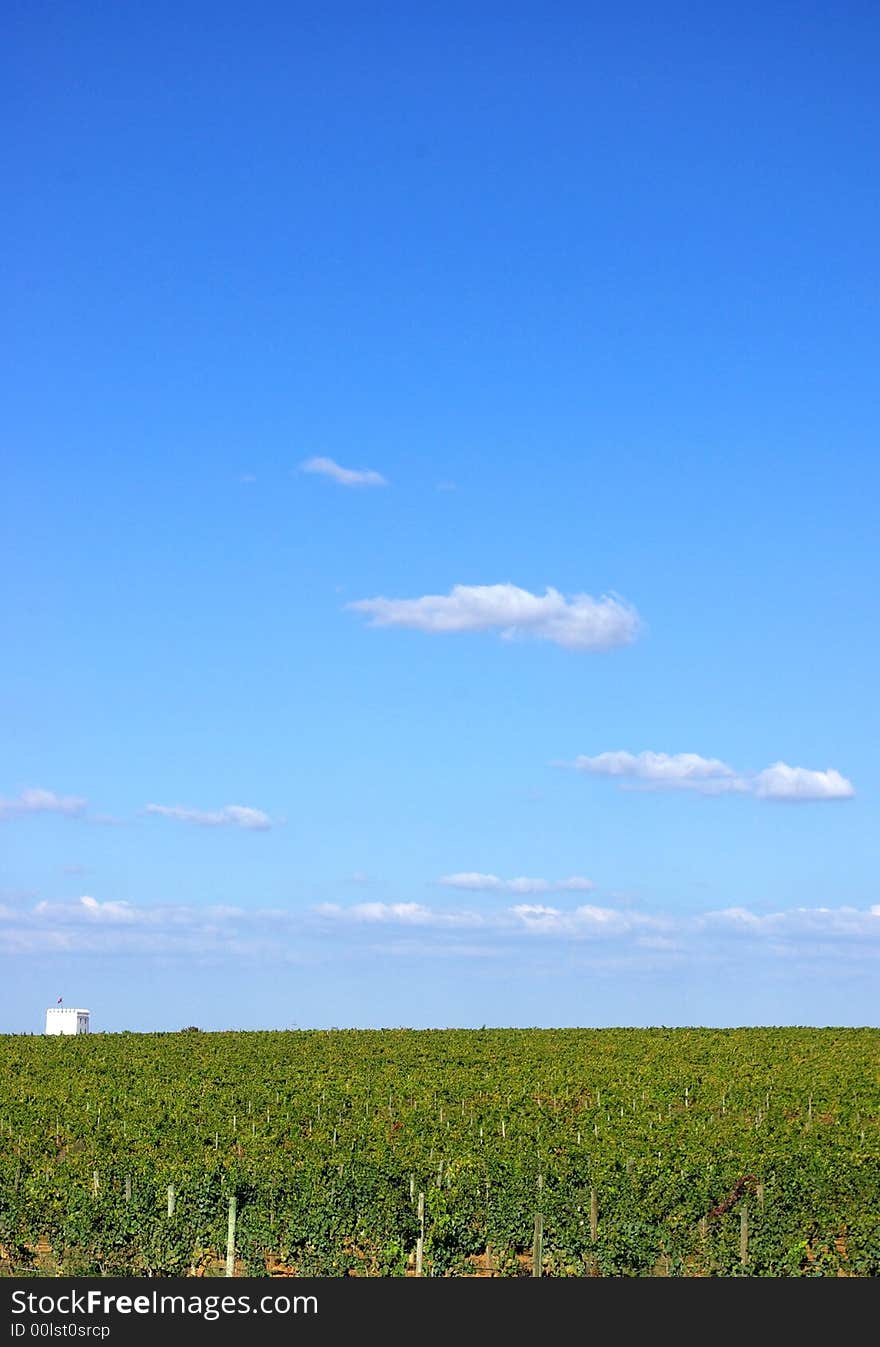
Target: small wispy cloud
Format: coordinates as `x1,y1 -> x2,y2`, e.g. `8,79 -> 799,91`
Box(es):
73,895 -> 140,923
569,752 -> 742,793
299,456 -> 387,488
439,872 -> 594,894
348,583 -> 640,651
316,901 -> 434,925
565,751 -> 854,801
145,803 -> 273,830
0,788 -> 87,820
699,905 -> 880,938
507,903 -> 659,935
2,896 -> 289,960
315,899 -> 653,936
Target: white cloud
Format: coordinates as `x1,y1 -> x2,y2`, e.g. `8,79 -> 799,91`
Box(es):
299,456 -> 387,487
318,899 -> 657,938
368,940 -> 505,960
508,903 -> 662,936
571,751 -> 742,792
439,873 -> 594,894
567,751 -> 854,801
700,905 -> 880,936
348,902 -> 431,924
78,895 -> 139,922
348,583 -> 640,650
316,901 -> 483,928
3,895 -> 880,976
145,804 -> 272,830
509,903 -> 563,930
0,787 -> 87,820
752,763 -> 855,801
2,896 -> 294,960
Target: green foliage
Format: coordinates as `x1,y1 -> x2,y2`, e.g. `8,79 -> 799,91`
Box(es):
0,1027 -> 877,1276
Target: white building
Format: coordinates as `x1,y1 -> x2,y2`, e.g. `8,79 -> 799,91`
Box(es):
45,1007 -> 90,1035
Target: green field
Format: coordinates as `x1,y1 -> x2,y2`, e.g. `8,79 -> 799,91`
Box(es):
1,1027 -> 878,1276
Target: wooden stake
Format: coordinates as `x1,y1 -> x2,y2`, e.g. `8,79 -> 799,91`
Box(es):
167,1184 -> 175,1218
226,1196 -> 237,1277
532,1213 -> 543,1277
415,1192 -> 425,1277
740,1205 -> 748,1266
588,1187 -> 599,1275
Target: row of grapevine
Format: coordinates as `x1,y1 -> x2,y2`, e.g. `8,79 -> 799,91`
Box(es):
1,1028 -> 878,1276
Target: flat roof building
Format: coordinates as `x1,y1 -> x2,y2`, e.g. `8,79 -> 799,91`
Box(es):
45,1007 -> 90,1035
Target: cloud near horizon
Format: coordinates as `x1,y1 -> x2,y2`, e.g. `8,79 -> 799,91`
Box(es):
5,895 -> 878,972
567,751 -> 854,801
348,583 -> 640,650
145,803 -> 273,830
439,873 -> 594,894
0,788 -> 88,820
312,900 -> 663,936
299,456 -> 387,487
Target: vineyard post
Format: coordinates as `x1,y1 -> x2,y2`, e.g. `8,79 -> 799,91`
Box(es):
92,1170 -> 99,1197
532,1213 -> 543,1277
415,1192 -> 425,1277
532,1173 -> 543,1278
590,1187 -> 598,1276
740,1205 -> 748,1266
125,1174 -> 131,1203
167,1184 -> 175,1218
226,1196 -> 237,1277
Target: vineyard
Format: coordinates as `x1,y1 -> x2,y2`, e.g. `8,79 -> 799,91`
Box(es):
1,1027 -> 878,1277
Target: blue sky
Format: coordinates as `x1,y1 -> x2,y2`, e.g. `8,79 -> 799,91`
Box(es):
2,1 -> 878,1031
